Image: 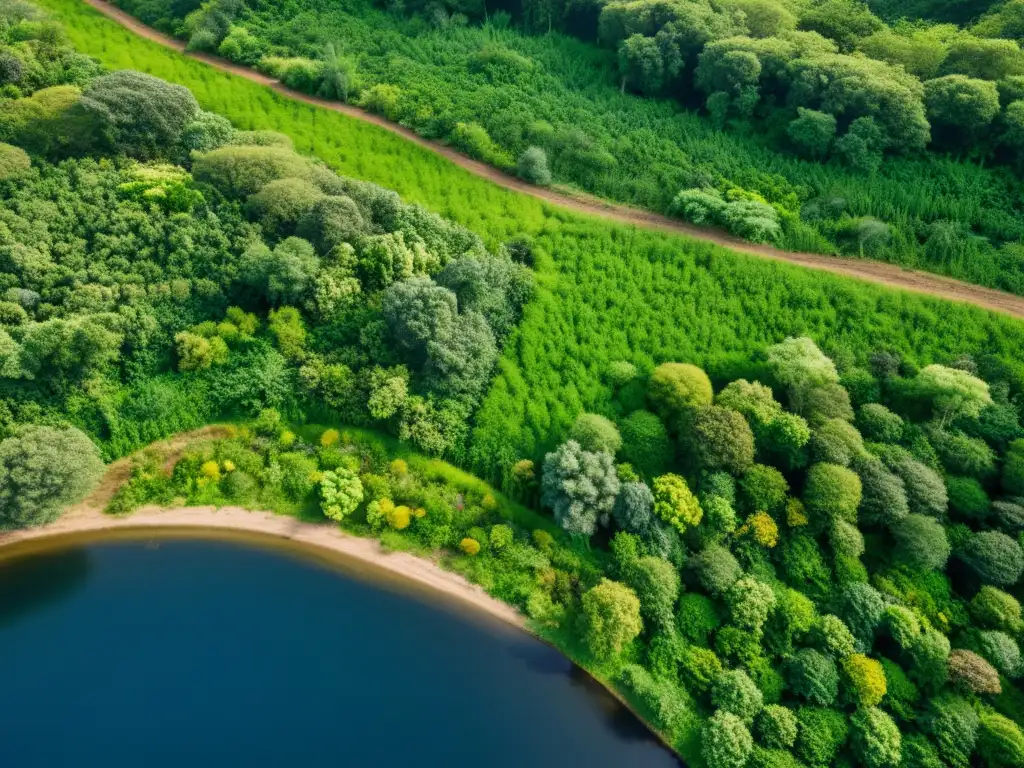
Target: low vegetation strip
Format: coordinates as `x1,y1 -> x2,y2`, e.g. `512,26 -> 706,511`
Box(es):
48,0 -> 1024,321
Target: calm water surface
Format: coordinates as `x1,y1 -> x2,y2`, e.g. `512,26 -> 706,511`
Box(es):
0,534 -> 679,767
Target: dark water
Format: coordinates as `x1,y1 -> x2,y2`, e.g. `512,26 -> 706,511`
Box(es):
0,534 -> 679,767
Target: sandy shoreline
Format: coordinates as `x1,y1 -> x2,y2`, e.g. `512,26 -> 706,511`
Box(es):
0,505 -> 525,629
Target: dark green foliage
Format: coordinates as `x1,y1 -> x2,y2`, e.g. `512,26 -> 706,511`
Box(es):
837,582 -> 886,652
712,668 -> 764,723
959,531 -> 1024,586
795,706 -> 848,766
894,514 -> 951,571
786,648 -> 839,706
857,403 -> 903,443
569,412 -> 622,454
946,475 -> 991,521
880,658 -> 919,721
851,707 -> 902,768
618,410 -> 671,479
624,554 -> 680,633
739,463 -> 788,513
676,593 -> 721,645
780,533 -> 832,600
924,694 -> 979,768
978,711 -> 1024,768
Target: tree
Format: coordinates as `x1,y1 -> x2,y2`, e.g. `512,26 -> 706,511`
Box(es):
851,707 -> 902,768
625,555 -> 680,633
842,654 -> 887,707
652,473 -> 702,533
756,705 -> 798,750
617,33 -> 681,95
738,464 -> 788,513
691,543 -> 742,595
516,146 -> 551,185
970,586 -> 1023,633
799,0 -> 884,50
804,463 -> 862,528
0,426 -> 104,529
180,110 -> 234,153
943,37 -> 1024,81
702,710 -> 753,768
0,142 -> 30,181
245,178 -> 324,235
978,712 -> 1024,768
689,405 -> 756,474
924,75 -> 1001,141
910,629 -> 951,691
618,410 -> 671,478
977,630 -> 1022,677
570,412 -> 622,454
580,578 -> 642,659
838,582 -> 886,652
765,337 -> 839,411
1003,439 -> 1024,495
192,145 -> 313,197
175,331 -> 228,371
787,648 -> 839,705
240,237 -> 320,306
424,310 -> 498,400
857,403 -> 903,443
647,362 -> 713,422
541,440 -> 621,537
946,475 -> 990,521
891,456 -> 948,517
716,378 -> 782,428
299,195 -> 369,256
320,468 -> 363,520
856,456 -> 908,526
795,706 -> 849,766
612,481 -> 672,557
382,277 -> 458,369
959,531 -> 1024,586
894,514 -> 951,571
787,107 -> 837,158
80,70 -> 200,158
727,576 -> 776,632
925,694 -> 978,768
810,419 -> 865,466
912,364 -> 992,425
817,614 -> 857,658
677,592 -> 722,645
947,649 -> 1001,695
712,668 -> 764,723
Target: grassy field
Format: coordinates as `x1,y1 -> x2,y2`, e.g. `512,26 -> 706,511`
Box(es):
38,0 -> 1024,486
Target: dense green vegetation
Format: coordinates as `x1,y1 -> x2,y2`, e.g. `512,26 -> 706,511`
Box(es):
105,0 -> 1024,293
3,3 -> 1024,764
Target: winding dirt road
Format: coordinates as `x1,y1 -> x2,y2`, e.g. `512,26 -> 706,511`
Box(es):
80,0 -> 1024,319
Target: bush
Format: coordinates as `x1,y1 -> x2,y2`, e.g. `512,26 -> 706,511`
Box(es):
569,412 -> 622,455
894,514 -> 951,571
959,531 -> 1024,586
245,178 -> 324,235
541,440 -> 620,537
702,710 -> 754,768
817,614 -> 857,657
925,694 -> 980,768
884,605 -> 921,649
0,426 -> 104,529
712,668 -> 764,723
679,644 -> 723,694
580,578 -> 643,660
795,706 -> 848,766
978,712 -> 1024,768
319,468 -> 363,520
756,704 -> 798,750
516,146 -> 551,185
851,707 -> 902,768
837,583 -> 886,652
625,555 -> 680,633
739,464 -> 788,513
618,410 -> 671,479
843,654 -> 887,707
0,142 -> 29,180
787,648 -> 839,706
880,658 -> 919,721
780,534 -> 831,600
727,576 -> 776,632
857,403 -> 903,442
946,475 -> 990,521
618,664 -> 690,735
948,649 -> 1002,695
892,456 -> 948,517
909,629 -> 951,691
689,405 -> 756,474
977,630 -> 1022,677
652,473 -> 702,533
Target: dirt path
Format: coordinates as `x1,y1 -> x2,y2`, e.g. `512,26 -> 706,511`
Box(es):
0,438 -> 524,630
78,0 -> 1024,320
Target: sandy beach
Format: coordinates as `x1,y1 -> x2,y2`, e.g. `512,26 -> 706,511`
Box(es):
0,504 -> 525,629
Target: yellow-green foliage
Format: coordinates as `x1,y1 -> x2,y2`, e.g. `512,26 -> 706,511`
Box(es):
460,537 -> 481,555
843,654 -> 887,707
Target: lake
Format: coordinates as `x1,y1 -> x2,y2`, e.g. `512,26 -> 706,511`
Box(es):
0,532 -> 680,767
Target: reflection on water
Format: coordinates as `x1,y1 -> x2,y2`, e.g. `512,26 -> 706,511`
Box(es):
0,546 -> 91,629
0,533 -> 681,768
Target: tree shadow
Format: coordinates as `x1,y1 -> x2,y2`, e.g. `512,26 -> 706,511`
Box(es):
0,546 -> 92,629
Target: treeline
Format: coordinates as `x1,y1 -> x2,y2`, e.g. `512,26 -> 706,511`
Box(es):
0,2 -> 532,468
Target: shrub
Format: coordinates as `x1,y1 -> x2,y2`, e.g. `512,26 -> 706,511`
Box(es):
843,654 -> 887,707
739,464 -> 788,513
245,178 -> 324,235
713,668 -> 764,723
880,658 -> 919,721
851,707 -> 902,768
677,593 -> 721,644
647,362 -> 713,421
804,463 -> 862,528
978,712 -> 1024,768
0,426 -> 104,529
691,544 -> 742,596
618,664 -> 690,735
948,649 -> 1002,695
569,412 -> 622,455
618,410 -> 671,479
857,403 -> 903,442
795,706 -> 848,766
702,710 -> 753,768
970,586 -> 1023,633
959,531 -> 1024,586
459,537 -> 481,555
541,440 -> 620,537
977,630 -> 1022,677
319,468 -> 363,520
894,514 -> 951,571
1004,439 -> 1024,495
780,534 -> 831,600
516,146 -> 551,185
581,579 -> 643,660
787,648 -> 839,706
